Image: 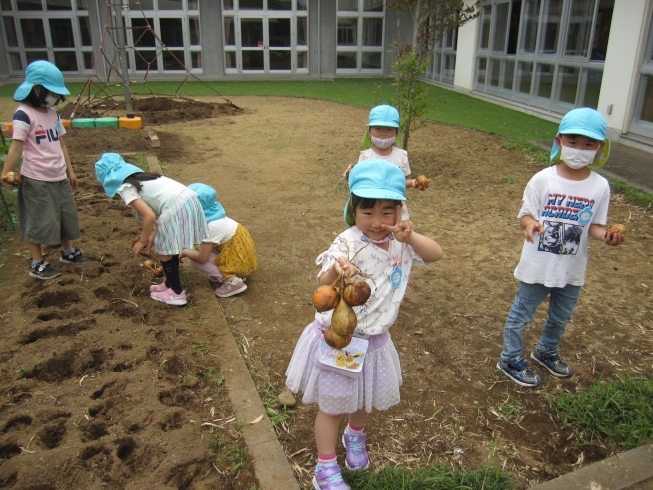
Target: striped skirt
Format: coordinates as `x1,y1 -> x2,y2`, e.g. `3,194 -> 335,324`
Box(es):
154,189 -> 209,255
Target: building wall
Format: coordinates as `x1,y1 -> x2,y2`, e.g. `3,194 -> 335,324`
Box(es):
598,0 -> 650,138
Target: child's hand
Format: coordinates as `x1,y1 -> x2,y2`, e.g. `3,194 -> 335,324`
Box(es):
387,220 -> 414,242
132,240 -> 145,257
406,178 -> 416,189
334,256 -> 359,278
524,221 -> 544,243
603,230 -> 625,246
67,169 -> 79,190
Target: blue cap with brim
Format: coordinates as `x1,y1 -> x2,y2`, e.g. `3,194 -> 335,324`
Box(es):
550,108 -> 610,167
14,60 -> 71,101
188,183 -> 226,223
344,159 -> 406,226
95,153 -> 144,198
369,105 -> 400,128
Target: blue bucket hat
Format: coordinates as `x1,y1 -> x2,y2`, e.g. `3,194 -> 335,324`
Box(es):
188,183 -> 226,223
14,60 -> 71,101
95,153 -> 144,198
550,108 -> 610,167
344,159 -> 406,226
369,105 -> 400,128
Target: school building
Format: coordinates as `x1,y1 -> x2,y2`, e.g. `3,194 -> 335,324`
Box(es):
0,0 -> 652,152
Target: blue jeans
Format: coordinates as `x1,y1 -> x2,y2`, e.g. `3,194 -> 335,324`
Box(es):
501,281 -> 581,362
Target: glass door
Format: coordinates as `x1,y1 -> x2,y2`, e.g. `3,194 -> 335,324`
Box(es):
630,8 -> 653,138
238,14 -> 291,73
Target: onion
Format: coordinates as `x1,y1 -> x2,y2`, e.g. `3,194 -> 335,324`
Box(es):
4,171 -> 20,186
324,326 -> 352,349
312,285 -> 340,312
331,297 -> 357,337
342,279 -> 371,307
415,175 -> 431,189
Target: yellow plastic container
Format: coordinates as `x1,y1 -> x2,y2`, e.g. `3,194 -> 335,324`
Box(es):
119,116 -> 142,130
2,121 -> 13,135
61,119 -> 72,128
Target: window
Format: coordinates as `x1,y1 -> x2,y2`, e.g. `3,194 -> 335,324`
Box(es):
336,0 -> 384,73
475,0 -> 611,113
630,7 -> 653,137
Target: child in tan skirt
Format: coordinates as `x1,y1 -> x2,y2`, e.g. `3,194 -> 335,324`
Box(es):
181,183 -> 257,298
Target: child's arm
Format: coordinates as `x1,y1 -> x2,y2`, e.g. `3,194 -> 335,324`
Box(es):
589,224 -> 625,246
129,198 -> 156,257
520,215 -> 544,243
180,242 -> 213,263
394,222 -> 443,264
60,137 -> 78,190
1,139 -> 25,184
406,177 -> 417,189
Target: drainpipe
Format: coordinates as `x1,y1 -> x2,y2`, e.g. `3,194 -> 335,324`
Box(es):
317,0 -> 321,79
112,2 -> 134,118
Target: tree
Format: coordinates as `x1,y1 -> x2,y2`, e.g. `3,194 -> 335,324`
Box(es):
391,0 -> 482,150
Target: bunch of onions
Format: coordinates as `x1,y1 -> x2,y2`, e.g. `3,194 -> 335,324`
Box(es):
311,271 -> 371,349
142,259 -> 164,277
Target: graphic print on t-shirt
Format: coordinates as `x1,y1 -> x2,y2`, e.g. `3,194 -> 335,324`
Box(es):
538,220 -> 582,255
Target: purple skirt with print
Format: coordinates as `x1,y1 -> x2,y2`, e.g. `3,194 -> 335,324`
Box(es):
285,321 -> 402,415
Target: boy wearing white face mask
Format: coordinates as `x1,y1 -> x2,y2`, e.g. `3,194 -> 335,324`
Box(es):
1,60 -> 90,280
496,108 -> 624,388
356,105 -> 426,220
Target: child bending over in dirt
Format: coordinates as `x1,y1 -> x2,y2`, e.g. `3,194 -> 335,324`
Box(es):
1,60 -> 91,280
345,105 -> 427,221
180,183 -> 257,298
497,108 -> 625,388
285,160 -> 442,490
95,153 -> 209,306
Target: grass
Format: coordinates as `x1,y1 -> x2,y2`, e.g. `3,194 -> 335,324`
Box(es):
209,435 -> 250,474
343,462 -> 513,490
552,375 -> 653,450
605,176 -> 653,208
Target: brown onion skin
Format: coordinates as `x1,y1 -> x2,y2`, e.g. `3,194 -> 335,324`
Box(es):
324,327 -> 352,349
342,279 -> 371,307
312,285 -> 340,312
331,298 -> 357,336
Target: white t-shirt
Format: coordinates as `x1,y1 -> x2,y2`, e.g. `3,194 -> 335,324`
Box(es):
514,166 -> 610,287
203,217 -> 238,245
358,147 -> 411,176
116,176 -> 187,214
314,226 -> 426,336
12,104 -> 67,182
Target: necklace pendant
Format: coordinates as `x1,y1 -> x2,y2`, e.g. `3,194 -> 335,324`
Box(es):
390,264 -> 402,288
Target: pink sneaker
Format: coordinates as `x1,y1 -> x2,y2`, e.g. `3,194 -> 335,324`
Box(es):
150,288 -> 187,306
150,282 -> 168,292
214,277 -> 247,298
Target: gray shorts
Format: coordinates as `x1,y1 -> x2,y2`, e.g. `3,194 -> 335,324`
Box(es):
18,176 -> 81,245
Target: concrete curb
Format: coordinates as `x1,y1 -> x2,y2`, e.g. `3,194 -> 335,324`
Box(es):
529,444 -> 653,490
213,305 -> 300,490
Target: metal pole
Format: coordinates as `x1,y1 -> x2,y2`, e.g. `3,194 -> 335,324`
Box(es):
112,1 -> 134,118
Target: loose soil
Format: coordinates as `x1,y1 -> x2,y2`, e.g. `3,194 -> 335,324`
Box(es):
0,95 -> 651,490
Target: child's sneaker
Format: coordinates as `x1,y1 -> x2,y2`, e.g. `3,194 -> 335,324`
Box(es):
342,431 -> 370,470
150,282 -> 169,292
531,349 -> 574,377
214,276 -> 247,298
150,288 -> 187,306
29,261 -> 61,280
497,357 -> 541,387
312,462 -> 350,490
60,248 -> 91,264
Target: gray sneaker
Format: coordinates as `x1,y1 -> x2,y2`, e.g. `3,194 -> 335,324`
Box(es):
60,248 -> 91,264
497,358 -> 542,387
29,261 -> 61,280
531,349 -> 574,377
214,277 -> 247,298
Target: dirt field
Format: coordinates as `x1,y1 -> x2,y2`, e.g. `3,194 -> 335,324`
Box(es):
0,95 -> 651,490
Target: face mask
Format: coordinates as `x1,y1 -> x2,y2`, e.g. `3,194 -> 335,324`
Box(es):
560,146 -> 597,169
44,95 -> 58,107
371,135 -> 396,149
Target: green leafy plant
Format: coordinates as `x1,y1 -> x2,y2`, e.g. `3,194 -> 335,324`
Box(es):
390,0 -> 482,150
209,436 -> 250,473
553,375 -> 653,450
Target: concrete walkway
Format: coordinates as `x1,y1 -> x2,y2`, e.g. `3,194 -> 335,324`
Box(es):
530,445 -> 653,490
